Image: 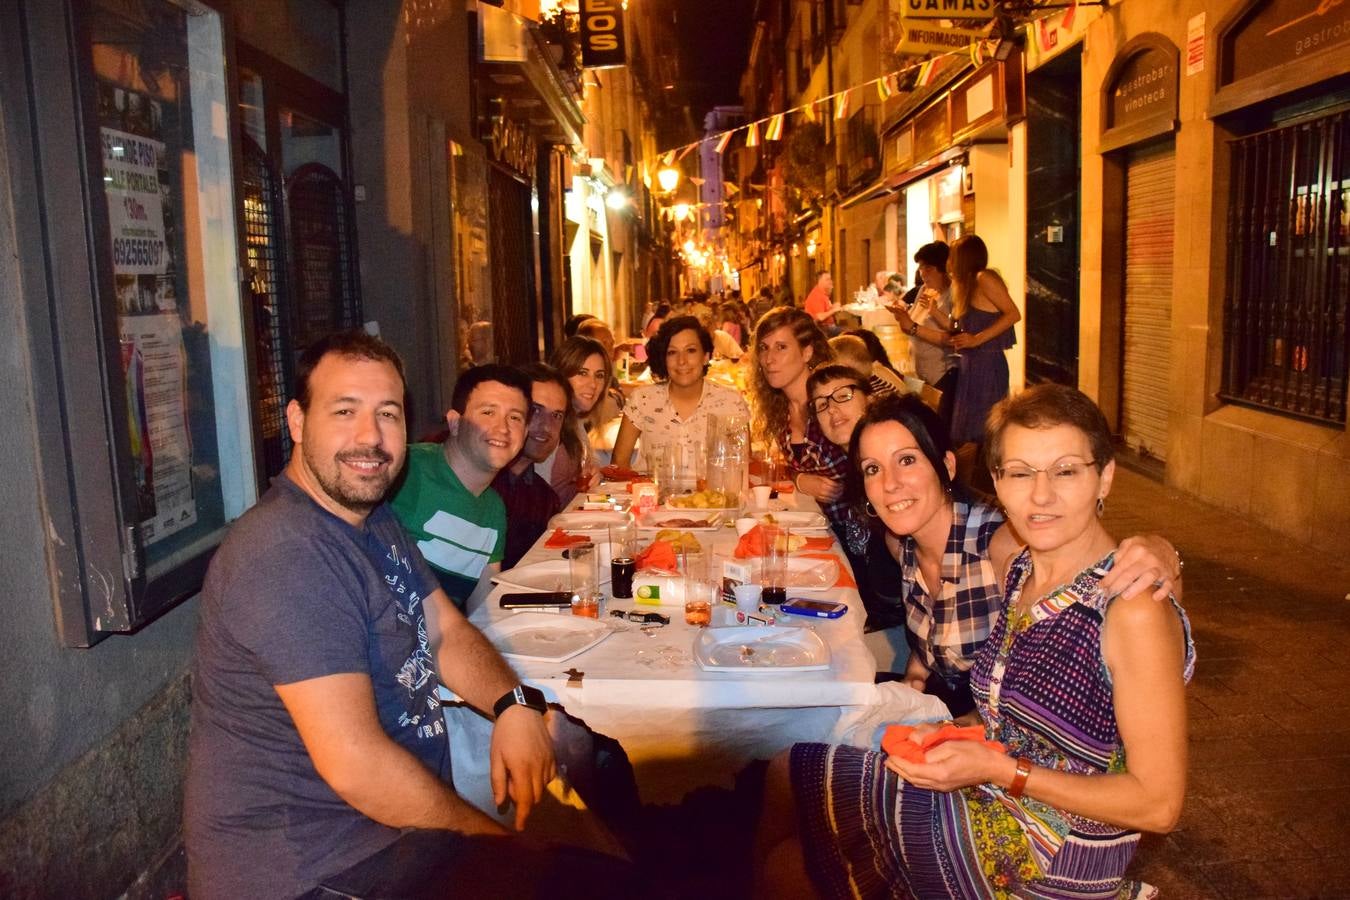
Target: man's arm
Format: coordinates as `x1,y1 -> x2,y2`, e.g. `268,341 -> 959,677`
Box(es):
275,673 -> 507,835
424,587 -> 556,829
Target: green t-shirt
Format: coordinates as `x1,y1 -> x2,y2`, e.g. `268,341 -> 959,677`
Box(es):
390,443 -> 506,607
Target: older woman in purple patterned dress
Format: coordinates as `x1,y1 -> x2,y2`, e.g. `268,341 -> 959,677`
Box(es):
754,385 -> 1194,899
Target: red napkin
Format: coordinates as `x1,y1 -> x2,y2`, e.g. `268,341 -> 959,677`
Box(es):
799,552 -> 857,589
732,525 -> 833,559
544,529 -> 591,549
635,540 -> 678,572
601,464 -> 645,482
881,724 -> 1007,763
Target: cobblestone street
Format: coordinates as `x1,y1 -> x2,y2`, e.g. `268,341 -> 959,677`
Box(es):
1105,467 -> 1350,898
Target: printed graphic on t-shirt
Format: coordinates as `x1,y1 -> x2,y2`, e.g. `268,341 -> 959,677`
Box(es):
378,539 -> 443,739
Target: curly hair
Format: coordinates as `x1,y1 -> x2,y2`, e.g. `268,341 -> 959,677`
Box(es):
646,315 -> 712,380
749,306 -> 833,444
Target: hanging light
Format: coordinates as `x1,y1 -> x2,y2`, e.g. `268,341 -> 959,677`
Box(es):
672,201 -> 691,222
605,189 -> 630,210
657,166 -> 681,193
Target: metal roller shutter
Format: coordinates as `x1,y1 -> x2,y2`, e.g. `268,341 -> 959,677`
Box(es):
1121,141 -> 1176,461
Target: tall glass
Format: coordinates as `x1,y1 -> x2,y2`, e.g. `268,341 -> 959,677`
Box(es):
569,541 -> 600,617
609,523 -> 638,600
760,524 -> 791,605
681,545 -> 713,626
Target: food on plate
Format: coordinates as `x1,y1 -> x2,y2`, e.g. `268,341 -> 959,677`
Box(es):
668,489 -> 735,509
656,516 -> 716,528
653,530 -> 702,552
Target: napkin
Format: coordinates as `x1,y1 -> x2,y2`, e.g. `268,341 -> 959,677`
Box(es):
732,525 -> 834,559
544,529 -> 592,549
799,552 -> 857,589
881,724 -> 1006,763
635,540 -> 678,572
601,464 -> 646,482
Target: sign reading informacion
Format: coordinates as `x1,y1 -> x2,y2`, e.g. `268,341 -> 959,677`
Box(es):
900,0 -> 996,22
895,21 -> 990,55
580,0 -> 626,68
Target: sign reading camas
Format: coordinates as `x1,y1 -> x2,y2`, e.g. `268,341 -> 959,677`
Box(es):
900,0 -> 996,21
580,0 -> 626,69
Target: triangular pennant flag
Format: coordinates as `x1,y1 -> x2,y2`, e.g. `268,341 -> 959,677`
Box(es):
876,74 -> 894,101
677,142 -> 696,161
917,58 -> 938,87
690,176 -> 706,186
745,121 -> 759,147
834,89 -> 850,120
764,113 -> 785,141
714,131 -> 733,154
723,181 -> 739,196
663,150 -> 676,167
1061,0 -> 1078,30
801,100 -> 816,123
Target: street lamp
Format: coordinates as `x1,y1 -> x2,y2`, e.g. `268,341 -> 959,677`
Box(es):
672,201 -> 691,222
657,166 -> 680,193
605,188 -> 630,211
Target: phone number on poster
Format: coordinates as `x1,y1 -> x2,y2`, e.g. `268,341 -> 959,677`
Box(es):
113,237 -> 165,269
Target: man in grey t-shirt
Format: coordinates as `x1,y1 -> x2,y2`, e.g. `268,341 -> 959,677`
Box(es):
184,332 -> 557,899
888,241 -> 960,429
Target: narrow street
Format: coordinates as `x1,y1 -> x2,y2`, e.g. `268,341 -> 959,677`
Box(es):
1104,467 -> 1350,897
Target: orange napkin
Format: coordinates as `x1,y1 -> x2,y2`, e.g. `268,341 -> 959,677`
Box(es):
544,529 -> 591,549
635,540 -> 678,572
732,526 -> 834,559
881,724 -> 1007,763
601,464 -> 645,482
799,552 -> 857,589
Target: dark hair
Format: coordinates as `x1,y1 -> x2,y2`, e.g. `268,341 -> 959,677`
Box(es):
806,363 -> 871,402
518,362 -> 581,462
450,364 -> 532,414
294,330 -> 406,411
647,315 -> 713,380
913,241 -> 950,269
849,392 -> 954,497
563,313 -> 595,337
749,306 -> 834,443
843,328 -> 898,373
985,384 -> 1114,475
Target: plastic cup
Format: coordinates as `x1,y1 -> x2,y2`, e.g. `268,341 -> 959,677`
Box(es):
752,484 -> 773,509
734,516 -> 758,537
571,594 -> 600,618
569,541 -> 597,598
732,583 -> 763,615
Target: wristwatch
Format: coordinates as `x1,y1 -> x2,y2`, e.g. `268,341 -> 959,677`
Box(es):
492,684 -> 548,718
903,321 -> 919,336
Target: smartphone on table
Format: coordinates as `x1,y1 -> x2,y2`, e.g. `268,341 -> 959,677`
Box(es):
779,597 -> 848,619
500,591 -> 572,610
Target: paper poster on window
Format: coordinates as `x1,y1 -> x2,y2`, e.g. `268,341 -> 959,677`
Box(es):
120,314 -> 197,543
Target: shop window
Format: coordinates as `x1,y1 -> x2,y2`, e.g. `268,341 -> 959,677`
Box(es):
18,0 -> 257,644
1220,107 -> 1349,425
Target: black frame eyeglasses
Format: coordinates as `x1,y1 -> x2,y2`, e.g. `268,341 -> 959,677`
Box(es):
809,384 -> 862,415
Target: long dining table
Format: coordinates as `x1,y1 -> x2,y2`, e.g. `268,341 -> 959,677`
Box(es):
441,489 -> 884,808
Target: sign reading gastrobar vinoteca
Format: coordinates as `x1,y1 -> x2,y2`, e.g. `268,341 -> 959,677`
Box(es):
580,0 -> 626,68
900,0 -> 996,21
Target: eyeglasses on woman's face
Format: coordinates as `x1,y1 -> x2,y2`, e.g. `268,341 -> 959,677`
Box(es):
809,384 -> 862,415
993,458 -> 1099,486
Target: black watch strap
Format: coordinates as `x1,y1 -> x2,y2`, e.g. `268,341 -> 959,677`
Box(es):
492,684 -> 547,718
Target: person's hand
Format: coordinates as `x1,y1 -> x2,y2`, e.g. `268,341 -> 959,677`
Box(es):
797,473 -> 845,502
949,331 -> 981,351
490,706 -> 557,831
888,304 -> 916,331
1100,534 -> 1182,602
884,738 -> 1007,793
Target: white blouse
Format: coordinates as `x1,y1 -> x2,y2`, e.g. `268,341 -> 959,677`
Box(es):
623,380 -> 750,470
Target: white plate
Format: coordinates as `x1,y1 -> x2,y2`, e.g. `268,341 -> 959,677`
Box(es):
483,612 -> 613,662
549,510 -> 632,531
781,556 -> 841,591
756,510 -> 830,531
492,559 -> 609,593
638,509 -> 726,531
693,625 -> 831,672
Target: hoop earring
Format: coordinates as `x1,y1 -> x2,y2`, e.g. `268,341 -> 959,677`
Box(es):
1096,496 -> 1105,517
864,501 -> 878,518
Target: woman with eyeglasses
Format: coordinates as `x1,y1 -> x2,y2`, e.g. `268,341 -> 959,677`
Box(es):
756,386 -> 1193,899
609,316 -> 750,471
750,307 -> 868,556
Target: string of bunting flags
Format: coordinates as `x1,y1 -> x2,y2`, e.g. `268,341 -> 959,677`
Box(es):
643,33 -> 999,175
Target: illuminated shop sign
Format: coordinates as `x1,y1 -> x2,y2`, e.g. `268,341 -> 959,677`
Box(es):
900,0 -> 995,22
580,0 -> 626,68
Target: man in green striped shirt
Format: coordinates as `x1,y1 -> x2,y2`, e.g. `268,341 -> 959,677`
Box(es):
391,365 -> 531,609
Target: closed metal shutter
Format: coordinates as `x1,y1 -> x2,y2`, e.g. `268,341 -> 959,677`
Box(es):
1121,141 -> 1176,461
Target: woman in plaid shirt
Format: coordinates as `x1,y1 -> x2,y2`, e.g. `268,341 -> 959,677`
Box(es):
749,307 -> 869,556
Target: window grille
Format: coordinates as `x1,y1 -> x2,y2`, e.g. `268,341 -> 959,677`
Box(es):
1221,109 -> 1349,425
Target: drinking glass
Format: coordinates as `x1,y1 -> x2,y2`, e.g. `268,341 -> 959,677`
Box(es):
569,541 -> 599,617
609,523 -> 638,600
760,524 -> 791,605
681,545 -> 713,626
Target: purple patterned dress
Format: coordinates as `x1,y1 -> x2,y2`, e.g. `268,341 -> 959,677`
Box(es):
790,550 -> 1195,899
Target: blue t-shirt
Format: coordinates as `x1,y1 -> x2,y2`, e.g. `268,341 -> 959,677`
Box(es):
184,474 -> 445,899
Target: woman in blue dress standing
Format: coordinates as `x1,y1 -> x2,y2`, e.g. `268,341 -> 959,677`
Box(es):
946,234 -> 1021,446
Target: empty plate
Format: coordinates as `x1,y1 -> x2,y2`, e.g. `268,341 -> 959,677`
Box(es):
493,559 -> 608,593
483,612 -> 612,662
549,510 -> 632,530
693,625 -> 830,672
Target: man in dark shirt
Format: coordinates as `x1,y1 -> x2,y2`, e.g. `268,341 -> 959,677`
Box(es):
184,332 -> 557,898
492,363 -> 568,569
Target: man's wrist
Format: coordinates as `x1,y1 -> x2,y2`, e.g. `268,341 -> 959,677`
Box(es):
492,684 -> 547,719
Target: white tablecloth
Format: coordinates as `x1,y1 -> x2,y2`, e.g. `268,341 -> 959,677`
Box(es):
444,492 -> 883,804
